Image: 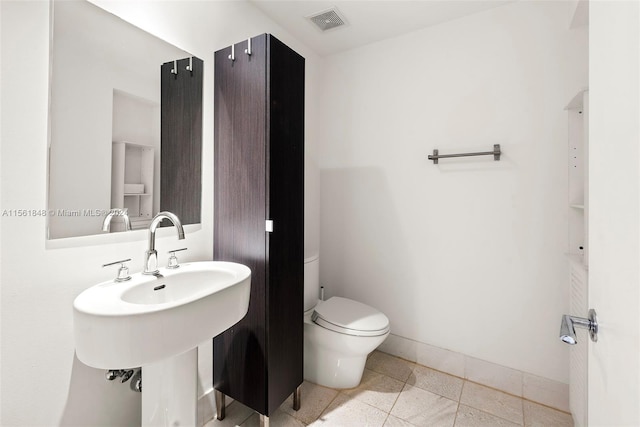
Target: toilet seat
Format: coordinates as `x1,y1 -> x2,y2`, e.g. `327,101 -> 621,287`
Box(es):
312,297 -> 390,337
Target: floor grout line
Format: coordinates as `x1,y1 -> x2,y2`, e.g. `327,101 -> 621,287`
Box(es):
206,351 -> 571,426
365,353 -> 528,427
522,388 -> 526,426
375,350 -> 572,416
452,400 -> 461,427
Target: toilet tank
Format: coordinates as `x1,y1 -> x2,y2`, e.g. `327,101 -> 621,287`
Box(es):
304,254 -> 320,312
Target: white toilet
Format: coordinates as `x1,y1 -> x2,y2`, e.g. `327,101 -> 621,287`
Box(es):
303,254 -> 390,389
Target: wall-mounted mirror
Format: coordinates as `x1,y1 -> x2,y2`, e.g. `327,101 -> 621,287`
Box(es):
47,0 -> 202,239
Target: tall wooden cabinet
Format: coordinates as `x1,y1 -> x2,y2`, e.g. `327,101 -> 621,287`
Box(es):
161,56 -> 203,225
213,34 -> 305,421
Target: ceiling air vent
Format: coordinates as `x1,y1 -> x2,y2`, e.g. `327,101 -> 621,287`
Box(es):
307,7 -> 348,32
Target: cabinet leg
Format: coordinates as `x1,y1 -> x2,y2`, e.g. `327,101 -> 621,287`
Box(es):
259,414 -> 269,427
293,385 -> 301,411
215,389 -> 226,421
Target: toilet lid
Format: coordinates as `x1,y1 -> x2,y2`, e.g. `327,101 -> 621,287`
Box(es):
312,297 -> 390,337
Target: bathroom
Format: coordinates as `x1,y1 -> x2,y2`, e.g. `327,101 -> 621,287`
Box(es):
1,0 -> 639,426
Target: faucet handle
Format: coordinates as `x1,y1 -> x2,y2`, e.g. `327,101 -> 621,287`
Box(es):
167,248 -> 187,269
102,258 -> 132,282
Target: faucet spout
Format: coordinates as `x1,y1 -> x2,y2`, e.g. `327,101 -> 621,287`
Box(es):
102,208 -> 131,232
143,211 -> 185,275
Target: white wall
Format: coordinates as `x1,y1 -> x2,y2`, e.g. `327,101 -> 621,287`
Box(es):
588,1 -> 640,424
0,1 -> 321,425
318,0 -> 587,383
1,0 -> 589,424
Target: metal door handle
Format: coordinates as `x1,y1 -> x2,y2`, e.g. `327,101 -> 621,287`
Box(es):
559,309 -> 598,345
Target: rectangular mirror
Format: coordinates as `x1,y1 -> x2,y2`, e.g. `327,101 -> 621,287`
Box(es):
47,0 -> 202,239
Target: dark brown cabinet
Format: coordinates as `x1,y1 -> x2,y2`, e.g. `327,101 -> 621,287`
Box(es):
161,56 -> 203,225
213,34 -> 305,422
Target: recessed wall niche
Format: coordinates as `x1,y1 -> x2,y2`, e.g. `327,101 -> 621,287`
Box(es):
110,90 -> 160,231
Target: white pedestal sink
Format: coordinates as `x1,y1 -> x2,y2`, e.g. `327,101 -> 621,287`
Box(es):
73,261 -> 251,427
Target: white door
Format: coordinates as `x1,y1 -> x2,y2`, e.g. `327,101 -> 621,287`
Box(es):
588,1 -> 640,425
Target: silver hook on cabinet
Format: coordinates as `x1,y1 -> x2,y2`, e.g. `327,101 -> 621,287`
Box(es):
186,57 -> 193,73
245,38 -> 252,56
228,44 -> 235,61
170,60 -> 178,75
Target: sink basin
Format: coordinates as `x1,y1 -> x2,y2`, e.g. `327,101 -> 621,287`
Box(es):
121,269 -> 242,305
73,261 -> 251,369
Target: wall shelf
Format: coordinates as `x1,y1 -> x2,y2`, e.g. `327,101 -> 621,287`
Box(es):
566,87 -> 590,426
565,88 -> 588,111
111,141 -> 155,230
567,89 -> 588,267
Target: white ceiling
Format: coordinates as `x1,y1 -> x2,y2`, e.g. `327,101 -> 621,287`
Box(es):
249,0 -> 515,56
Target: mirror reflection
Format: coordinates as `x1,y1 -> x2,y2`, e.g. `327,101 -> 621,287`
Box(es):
47,0 -> 201,239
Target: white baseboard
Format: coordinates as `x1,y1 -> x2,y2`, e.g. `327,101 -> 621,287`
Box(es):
378,333 -> 569,412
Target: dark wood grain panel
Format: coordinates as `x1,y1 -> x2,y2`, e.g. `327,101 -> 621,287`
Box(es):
265,35 -> 305,416
214,34 -> 304,417
213,36 -> 269,414
161,57 -> 203,224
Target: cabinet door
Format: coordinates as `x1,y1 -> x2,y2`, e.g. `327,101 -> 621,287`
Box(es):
213,36 -> 269,414
265,34 -> 305,415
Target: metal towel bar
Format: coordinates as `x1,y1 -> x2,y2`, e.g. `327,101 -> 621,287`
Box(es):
428,144 -> 501,164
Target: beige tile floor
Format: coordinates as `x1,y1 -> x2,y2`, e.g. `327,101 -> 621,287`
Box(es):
205,351 -> 573,427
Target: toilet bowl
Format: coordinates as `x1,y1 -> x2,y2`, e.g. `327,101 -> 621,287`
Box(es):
303,255 -> 390,389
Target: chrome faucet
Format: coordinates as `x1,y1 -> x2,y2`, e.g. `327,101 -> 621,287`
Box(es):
102,208 -> 131,232
143,211 -> 185,275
